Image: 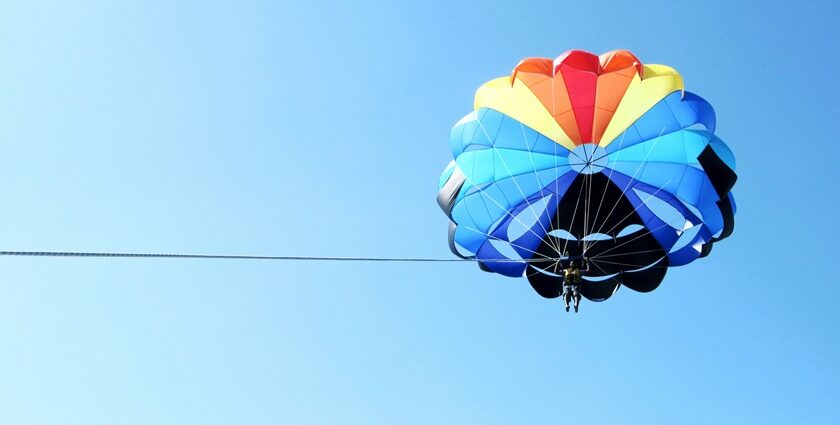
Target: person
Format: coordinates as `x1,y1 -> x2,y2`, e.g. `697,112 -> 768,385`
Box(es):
562,258 -> 589,313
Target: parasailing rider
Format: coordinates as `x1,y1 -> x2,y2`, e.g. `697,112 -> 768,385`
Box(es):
562,258 -> 590,313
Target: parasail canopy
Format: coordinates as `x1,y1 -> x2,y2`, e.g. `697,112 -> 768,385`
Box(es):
438,49 -> 737,302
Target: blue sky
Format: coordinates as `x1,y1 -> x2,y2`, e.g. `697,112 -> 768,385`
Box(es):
0,1 -> 838,423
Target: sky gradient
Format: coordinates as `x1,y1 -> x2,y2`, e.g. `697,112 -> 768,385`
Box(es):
1,1 -> 839,423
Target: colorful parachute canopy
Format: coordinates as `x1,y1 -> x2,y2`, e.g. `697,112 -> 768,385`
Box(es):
437,50 -> 737,302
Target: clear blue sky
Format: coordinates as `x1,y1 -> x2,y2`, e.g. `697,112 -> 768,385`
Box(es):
1,1 -> 838,423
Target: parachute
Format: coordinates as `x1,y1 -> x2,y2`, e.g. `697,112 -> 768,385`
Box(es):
437,50 -> 737,302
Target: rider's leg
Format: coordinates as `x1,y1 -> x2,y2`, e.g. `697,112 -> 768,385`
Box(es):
563,286 -> 571,312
